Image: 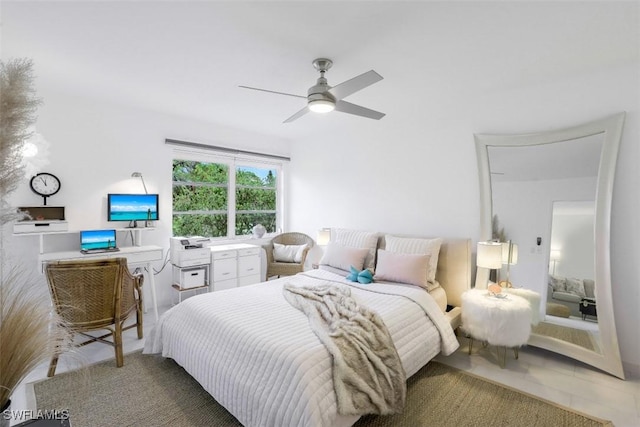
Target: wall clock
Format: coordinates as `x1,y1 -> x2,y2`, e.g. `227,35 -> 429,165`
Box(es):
30,172 -> 61,206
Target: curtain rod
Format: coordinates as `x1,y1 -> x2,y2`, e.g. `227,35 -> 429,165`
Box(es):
165,138 -> 291,162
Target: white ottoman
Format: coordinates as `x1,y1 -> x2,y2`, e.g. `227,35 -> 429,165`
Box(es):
503,287 -> 541,326
461,288 -> 532,367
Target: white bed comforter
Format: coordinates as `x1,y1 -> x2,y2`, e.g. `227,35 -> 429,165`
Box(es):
144,269 -> 458,427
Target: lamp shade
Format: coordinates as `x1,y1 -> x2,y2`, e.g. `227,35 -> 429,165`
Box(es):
477,241 -> 503,269
317,228 -> 331,246
501,242 -> 518,265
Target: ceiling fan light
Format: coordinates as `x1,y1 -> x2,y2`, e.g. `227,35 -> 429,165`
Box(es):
308,99 -> 335,113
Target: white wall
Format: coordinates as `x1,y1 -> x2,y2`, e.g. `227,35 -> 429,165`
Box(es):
288,63 -> 639,374
4,88 -> 290,308
551,212 -> 595,280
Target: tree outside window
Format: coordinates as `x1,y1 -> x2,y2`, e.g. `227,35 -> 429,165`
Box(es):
172,159 -> 279,238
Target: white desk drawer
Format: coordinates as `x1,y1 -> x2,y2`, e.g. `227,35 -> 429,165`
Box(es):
238,246 -> 260,257
212,258 -> 237,281
238,255 -> 260,277
126,249 -> 164,264
212,250 -> 236,260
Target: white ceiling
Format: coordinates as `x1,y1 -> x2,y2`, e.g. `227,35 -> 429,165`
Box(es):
1,1 -> 636,143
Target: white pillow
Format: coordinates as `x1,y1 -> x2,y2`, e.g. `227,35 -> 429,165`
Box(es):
384,235 -> 443,283
332,228 -> 379,270
565,277 -> 586,297
319,242 -> 370,272
273,243 -> 307,263
374,249 -> 431,289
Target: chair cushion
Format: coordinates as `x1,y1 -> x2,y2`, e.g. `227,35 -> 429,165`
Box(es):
273,243 -> 307,263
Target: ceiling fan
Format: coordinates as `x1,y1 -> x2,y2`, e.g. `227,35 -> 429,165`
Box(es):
239,58 -> 385,123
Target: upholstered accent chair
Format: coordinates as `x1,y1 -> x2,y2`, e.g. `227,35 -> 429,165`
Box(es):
265,232 -> 314,278
45,257 -> 144,376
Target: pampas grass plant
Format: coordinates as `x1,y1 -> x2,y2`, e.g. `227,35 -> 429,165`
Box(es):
0,269 -> 70,410
0,58 -> 71,412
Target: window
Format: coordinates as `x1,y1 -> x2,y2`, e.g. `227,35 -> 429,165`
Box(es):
172,152 -> 282,238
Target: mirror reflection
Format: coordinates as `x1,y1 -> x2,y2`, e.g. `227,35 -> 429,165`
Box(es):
476,113 -> 625,379
488,135 -> 602,353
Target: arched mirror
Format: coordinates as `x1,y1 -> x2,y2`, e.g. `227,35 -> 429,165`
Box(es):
475,112 -> 625,379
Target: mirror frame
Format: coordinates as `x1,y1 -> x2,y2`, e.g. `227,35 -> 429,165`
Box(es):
475,112 -> 625,379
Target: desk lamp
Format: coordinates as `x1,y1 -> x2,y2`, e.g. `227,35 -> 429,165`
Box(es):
131,172 -> 148,194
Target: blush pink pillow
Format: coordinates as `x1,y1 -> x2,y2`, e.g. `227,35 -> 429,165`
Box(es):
373,249 -> 431,289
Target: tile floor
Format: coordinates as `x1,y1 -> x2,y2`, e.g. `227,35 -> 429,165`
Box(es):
9,306 -> 640,427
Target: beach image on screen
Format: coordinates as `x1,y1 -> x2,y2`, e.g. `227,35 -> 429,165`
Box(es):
81,230 -> 117,251
109,194 -> 159,221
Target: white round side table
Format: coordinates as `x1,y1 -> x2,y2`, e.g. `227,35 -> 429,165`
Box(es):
461,288 -> 532,367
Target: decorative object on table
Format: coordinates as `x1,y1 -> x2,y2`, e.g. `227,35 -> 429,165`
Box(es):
487,283 -> 504,297
252,224 -> 266,238
13,206 -> 68,234
29,172 -> 61,206
0,58 -> 72,419
346,266 -> 373,284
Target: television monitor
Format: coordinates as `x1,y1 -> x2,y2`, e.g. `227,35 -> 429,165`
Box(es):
80,229 -> 117,252
107,193 -> 159,223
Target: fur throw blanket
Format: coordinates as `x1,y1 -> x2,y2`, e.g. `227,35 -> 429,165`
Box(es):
283,283 -> 406,416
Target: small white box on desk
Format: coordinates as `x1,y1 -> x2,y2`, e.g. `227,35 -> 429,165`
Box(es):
175,267 -> 207,289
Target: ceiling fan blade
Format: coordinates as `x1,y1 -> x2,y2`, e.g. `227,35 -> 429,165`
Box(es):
283,106 -> 310,123
328,70 -> 383,100
238,85 -> 306,99
334,100 -> 385,120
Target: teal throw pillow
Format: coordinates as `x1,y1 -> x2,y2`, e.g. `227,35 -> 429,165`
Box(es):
346,266 -> 373,284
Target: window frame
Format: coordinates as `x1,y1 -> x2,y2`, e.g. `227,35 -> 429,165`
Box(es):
172,147 -> 285,239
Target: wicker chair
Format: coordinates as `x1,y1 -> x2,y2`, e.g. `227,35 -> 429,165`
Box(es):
265,232 -> 314,278
45,257 -> 144,377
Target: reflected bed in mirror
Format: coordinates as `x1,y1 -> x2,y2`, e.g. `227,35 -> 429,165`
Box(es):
475,112 -> 625,379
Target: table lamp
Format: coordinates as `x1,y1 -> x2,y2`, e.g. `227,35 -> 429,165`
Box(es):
477,241 -> 503,293
317,228 -> 331,246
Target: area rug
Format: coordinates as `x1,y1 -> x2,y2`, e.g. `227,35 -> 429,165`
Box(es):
533,321 -> 597,351
31,351 -> 612,427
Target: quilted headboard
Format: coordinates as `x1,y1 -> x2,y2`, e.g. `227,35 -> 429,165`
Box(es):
379,236 -> 472,308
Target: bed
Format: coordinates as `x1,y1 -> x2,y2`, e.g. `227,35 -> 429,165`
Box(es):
144,233 -> 471,427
